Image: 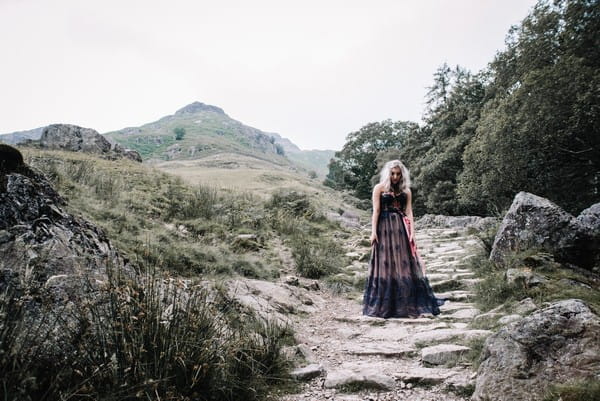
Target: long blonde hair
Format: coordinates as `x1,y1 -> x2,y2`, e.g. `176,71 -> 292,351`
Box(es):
378,159 -> 411,193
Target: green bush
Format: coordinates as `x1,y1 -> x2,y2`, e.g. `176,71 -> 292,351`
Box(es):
290,234 -> 345,279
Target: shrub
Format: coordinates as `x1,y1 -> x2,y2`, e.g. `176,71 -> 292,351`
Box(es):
290,234 -> 345,279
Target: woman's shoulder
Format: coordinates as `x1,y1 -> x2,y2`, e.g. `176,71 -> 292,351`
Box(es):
373,183 -> 385,193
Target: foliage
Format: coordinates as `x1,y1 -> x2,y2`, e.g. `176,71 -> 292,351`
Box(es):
324,120 -> 419,199
457,0 -> 600,215
327,0 -> 599,216
466,248 -> 600,313
543,378 -> 600,401
290,234 -> 345,279
174,126 -> 186,140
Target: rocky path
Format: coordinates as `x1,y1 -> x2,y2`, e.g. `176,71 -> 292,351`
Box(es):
278,227 -> 489,401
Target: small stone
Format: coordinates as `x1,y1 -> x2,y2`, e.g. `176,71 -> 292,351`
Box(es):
284,276 -> 299,286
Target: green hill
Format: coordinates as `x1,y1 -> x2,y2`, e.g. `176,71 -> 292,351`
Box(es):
105,102 -> 292,165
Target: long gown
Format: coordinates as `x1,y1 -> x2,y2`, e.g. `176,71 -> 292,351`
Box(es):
362,191 -> 445,318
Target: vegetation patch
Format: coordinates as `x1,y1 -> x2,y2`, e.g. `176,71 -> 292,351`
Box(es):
543,379 -> 600,401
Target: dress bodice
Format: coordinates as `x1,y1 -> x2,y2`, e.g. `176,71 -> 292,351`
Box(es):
380,191 -> 407,214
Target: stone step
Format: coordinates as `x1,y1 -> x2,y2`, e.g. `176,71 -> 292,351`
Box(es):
344,342 -> 417,358
436,290 -> 475,302
439,301 -> 475,311
324,368 -> 395,391
394,366 -> 456,384
412,328 -> 492,347
440,308 -> 481,321
421,343 -> 471,365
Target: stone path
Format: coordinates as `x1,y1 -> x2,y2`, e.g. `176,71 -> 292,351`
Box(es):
277,227 -> 489,401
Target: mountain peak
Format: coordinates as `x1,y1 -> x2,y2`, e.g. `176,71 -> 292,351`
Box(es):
175,102 -> 226,116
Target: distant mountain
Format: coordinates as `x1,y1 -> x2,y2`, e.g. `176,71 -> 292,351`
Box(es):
104,102 -> 292,165
0,102 -> 336,175
0,127 -> 44,145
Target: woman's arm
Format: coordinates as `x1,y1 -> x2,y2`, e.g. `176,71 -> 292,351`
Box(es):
405,188 -> 415,239
370,184 -> 382,245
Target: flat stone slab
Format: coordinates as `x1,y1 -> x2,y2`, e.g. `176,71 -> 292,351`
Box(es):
441,308 -> 481,320
394,367 -> 455,384
363,326 -> 410,341
498,314 -> 522,325
345,342 -> 417,358
291,364 -> 324,380
426,273 -> 452,281
440,302 -> 475,311
472,311 -> 504,326
324,369 -> 396,390
413,328 -> 492,346
421,344 -> 471,365
436,290 -> 474,301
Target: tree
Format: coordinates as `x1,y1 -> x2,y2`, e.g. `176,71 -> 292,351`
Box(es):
412,66 -> 488,215
174,127 -> 186,140
325,120 -> 418,199
458,0 -> 600,215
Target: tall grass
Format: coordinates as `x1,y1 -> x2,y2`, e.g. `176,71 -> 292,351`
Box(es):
266,191 -> 346,279
0,265 -> 292,401
467,247 -> 600,313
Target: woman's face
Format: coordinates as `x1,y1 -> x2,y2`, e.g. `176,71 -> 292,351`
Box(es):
390,167 -> 402,185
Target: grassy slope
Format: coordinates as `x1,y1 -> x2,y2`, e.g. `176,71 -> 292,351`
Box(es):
104,108 -> 290,164
286,149 -> 335,178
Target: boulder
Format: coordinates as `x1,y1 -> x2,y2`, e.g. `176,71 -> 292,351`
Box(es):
0,147 -> 135,359
25,124 -> 142,162
490,192 -> 599,269
473,299 -> 600,401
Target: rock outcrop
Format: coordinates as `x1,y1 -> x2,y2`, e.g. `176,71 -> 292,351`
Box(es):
473,299 -> 600,401
25,124 -> 142,162
490,192 -> 599,269
0,145 -> 133,358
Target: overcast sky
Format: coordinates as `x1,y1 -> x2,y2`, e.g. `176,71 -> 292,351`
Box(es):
0,0 -> 538,150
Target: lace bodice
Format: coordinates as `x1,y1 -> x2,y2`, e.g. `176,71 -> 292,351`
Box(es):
380,191 -> 407,214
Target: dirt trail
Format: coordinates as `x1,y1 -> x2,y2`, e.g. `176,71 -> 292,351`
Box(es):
278,227 -> 487,401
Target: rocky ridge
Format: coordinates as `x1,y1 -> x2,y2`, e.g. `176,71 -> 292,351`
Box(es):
22,124 -> 142,162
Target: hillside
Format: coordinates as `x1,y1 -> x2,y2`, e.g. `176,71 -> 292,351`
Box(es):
104,102 -> 295,164
0,102 -> 336,177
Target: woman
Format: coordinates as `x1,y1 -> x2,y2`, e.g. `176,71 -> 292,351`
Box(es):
362,160 -> 445,318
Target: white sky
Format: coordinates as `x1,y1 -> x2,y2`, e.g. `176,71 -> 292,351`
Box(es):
0,0 -> 537,150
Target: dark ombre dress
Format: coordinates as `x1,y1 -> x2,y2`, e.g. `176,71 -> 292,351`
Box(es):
363,191 -> 445,318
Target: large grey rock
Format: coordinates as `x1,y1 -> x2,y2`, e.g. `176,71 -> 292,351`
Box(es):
24,124 -> 142,162
473,299 -> 600,401
0,149 -> 134,359
227,278 -> 323,325
491,192 -> 599,269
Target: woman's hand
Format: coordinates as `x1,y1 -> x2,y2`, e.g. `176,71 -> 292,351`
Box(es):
370,232 -> 378,246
